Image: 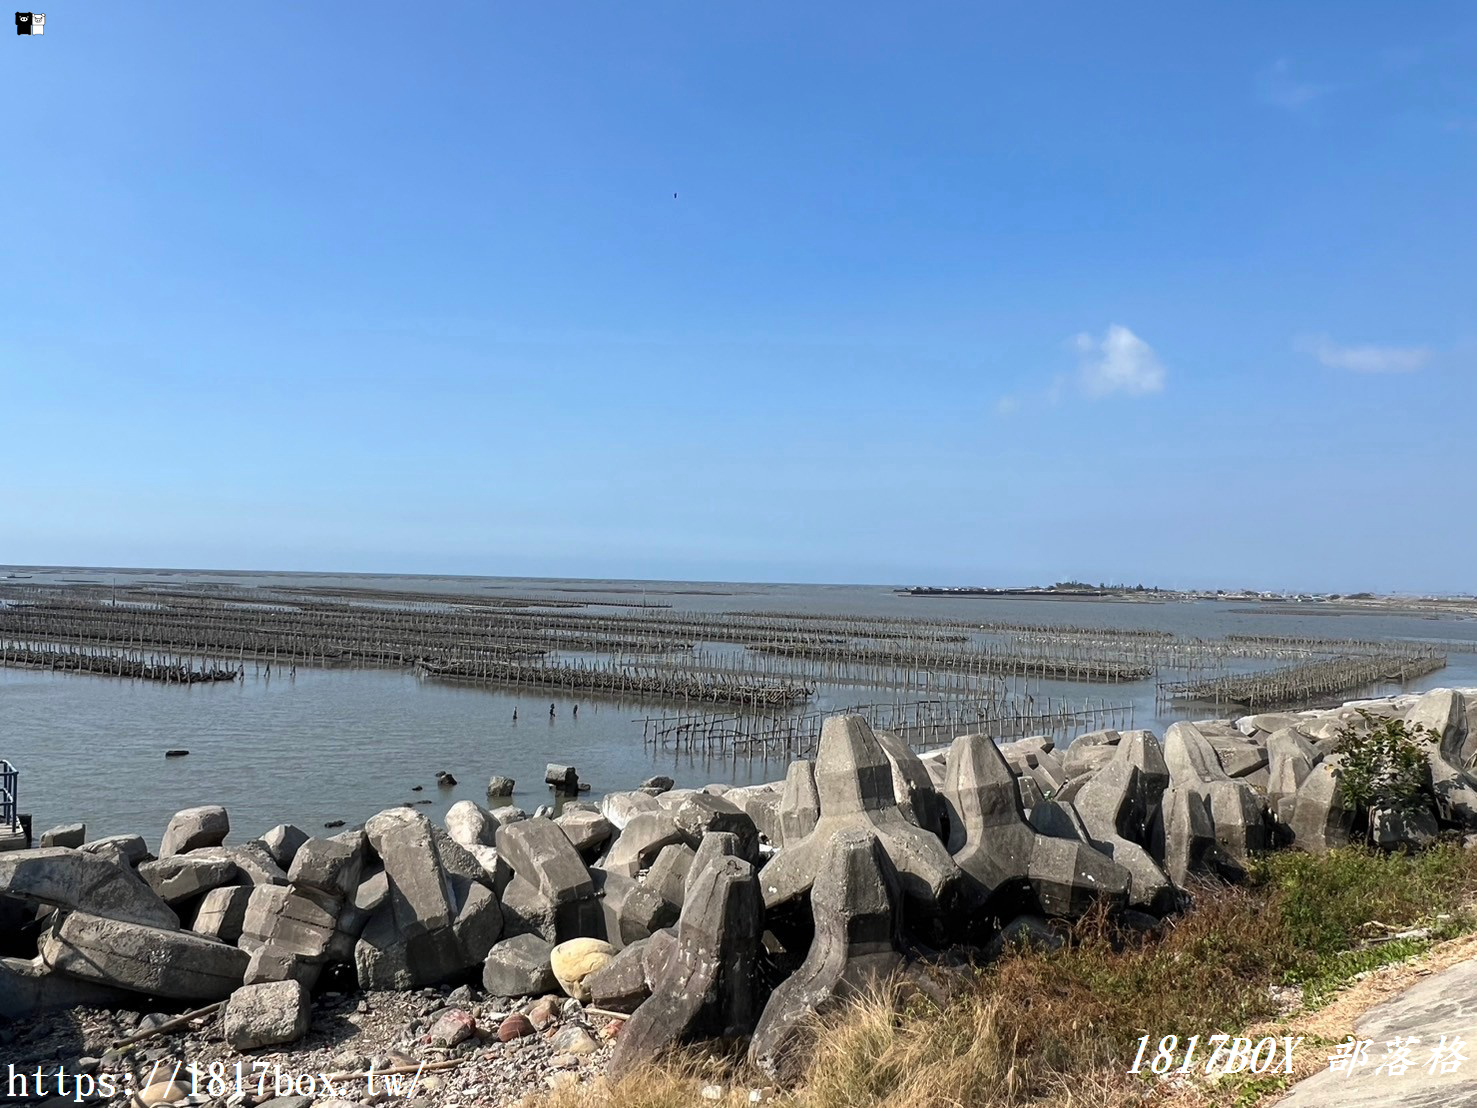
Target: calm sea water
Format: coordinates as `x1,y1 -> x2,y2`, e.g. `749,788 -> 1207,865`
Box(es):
4,568 -> 1476,846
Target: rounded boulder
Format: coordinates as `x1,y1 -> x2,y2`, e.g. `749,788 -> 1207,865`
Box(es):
549,937 -> 616,1002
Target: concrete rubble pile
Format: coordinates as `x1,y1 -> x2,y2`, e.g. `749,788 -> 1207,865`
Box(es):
3,688 -> 1476,1082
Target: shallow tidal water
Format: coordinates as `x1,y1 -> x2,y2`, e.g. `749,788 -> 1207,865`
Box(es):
3,568 -> 1476,845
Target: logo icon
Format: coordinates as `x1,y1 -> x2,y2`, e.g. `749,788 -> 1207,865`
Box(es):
15,11 -> 43,35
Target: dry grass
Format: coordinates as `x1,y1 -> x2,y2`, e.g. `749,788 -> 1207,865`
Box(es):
529,844 -> 1477,1108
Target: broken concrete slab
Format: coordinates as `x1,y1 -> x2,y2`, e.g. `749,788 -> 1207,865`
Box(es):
450,879 -> 503,967
190,884 -> 253,944
672,794 -> 760,863
495,817 -> 601,943
1205,736 -> 1269,779
0,847 -> 179,929
209,842 -> 289,887
725,784 -> 784,845
240,885 -> 339,961
591,867 -> 675,949
601,811 -> 686,878
287,836 -> 363,900
555,808 -> 614,857
445,800 -> 499,849
39,823 -> 86,849
366,807 -> 454,940
584,936 -> 653,1013
79,835 -> 148,866
222,980 -> 311,1050
242,943 -> 322,988
259,824 -> 310,871
160,805 -> 230,857
139,854 -> 241,905
482,932 -> 558,997
600,790 -> 661,830
1063,741 -> 1117,781
41,910 -> 248,1001
0,954 -> 133,1020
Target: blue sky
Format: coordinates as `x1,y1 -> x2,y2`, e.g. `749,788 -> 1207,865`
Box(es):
3,3 -> 1474,592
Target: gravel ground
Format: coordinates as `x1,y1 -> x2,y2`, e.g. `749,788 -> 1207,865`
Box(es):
5,983 -> 623,1107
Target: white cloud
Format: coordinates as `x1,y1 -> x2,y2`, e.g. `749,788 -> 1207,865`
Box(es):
1298,334 -> 1432,374
1073,324 -> 1167,397
1257,58 -> 1333,111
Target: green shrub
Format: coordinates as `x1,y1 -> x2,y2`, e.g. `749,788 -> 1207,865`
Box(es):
1333,710 -> 1432,820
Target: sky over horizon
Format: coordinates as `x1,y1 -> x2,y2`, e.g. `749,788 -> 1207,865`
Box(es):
3,4 -> 1474,592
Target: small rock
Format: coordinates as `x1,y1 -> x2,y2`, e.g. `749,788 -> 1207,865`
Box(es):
412,785 -> 424,792
436,771 -> 458,787
527,996 -> 561,1030
550,1026 -> 600,1056
133,1081 -> 191,1106
599,1018 -> 623,1040
549,1053 -> 578,1069
324,819 -> 346,828
546,1073 -> 579,1091
702,1085 -> 725,1101
427,1008 -> 476,1047
498,1013 -> 535,1041
487,775 -> 516,798
642,775 -> 675,793
164,749 -> 190,758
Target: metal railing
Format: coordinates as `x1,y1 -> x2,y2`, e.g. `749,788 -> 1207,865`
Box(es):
0,760 -> 17,831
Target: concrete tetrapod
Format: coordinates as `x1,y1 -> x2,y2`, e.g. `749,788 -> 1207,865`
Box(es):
1113,730 -> 1170,836
1162,723 -> 1268,865
749,829 -> 902,1083
609,854 -> 762,1078
1406,689 -> 1477,826
1071,760 -> 1176,914
759,716 -> 959,939
777,760 -> 820,847
875,729 -> 945,836
941,733 -> 1129,924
